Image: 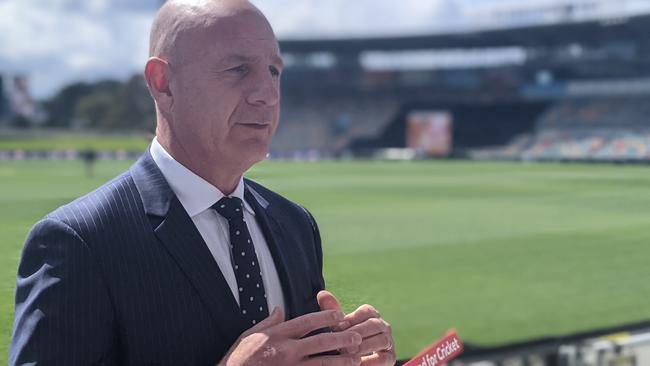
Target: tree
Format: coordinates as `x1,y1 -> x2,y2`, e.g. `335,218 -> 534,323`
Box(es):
73,92 -> 114,129
43,82 -> 92,127
46,76 -> 155,132
109,75 -> 156,131
43,80 -> 124,128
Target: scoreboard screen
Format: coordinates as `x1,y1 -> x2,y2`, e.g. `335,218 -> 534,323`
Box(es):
406,110 -> 453,157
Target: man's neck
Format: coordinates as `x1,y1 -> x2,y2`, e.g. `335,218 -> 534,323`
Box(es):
157,136 -> 242,196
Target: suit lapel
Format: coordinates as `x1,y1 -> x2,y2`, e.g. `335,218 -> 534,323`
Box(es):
244,183 -> 303,319
153,198 -> 245,340
130,150 -> 246,343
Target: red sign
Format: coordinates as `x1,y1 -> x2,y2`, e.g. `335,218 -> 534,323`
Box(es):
403,330 -> 464,366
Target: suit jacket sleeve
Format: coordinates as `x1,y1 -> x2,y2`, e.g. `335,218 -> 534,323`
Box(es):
10,218 -> 117,365
302,206 -> 326,293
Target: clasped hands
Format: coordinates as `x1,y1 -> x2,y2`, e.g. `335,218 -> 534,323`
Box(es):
219,290 -> 396,366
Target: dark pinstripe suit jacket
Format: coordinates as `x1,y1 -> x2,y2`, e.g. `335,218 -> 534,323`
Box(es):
10,151 -> 326,365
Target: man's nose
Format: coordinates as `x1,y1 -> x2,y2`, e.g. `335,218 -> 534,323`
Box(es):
246,72 -> 280,106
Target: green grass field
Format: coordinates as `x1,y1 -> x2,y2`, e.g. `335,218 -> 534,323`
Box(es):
0,133 -> 151,151
1,159 -> 650,362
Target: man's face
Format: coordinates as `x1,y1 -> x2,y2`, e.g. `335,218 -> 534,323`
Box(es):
168,10 -> 282,172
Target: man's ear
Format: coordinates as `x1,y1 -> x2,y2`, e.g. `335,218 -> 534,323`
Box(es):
144,57 -> 173,106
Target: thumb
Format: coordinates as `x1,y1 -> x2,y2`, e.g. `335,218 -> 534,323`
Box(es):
244,307 -> 284,335
317,290 -> 349,331
317,290 -> 341,311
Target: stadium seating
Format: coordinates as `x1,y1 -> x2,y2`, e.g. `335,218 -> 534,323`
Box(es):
480,96 -> 650,162
270,93 -> 399,157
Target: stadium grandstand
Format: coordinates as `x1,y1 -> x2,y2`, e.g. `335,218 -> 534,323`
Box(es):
272,1 -> 650,164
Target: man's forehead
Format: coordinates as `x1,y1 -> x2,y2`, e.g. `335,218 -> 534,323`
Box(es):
177,29 -> 280,67
175,6 -> 276,49
193,30 -> 279,52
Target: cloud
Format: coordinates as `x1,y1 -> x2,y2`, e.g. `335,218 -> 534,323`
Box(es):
0,0 -> 154,98
2,0 -> 649,99
0,0 -> 500,99
253,0 -> 467,38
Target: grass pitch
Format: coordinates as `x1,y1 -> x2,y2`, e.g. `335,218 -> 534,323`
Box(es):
0,132 -> 150,151
1,159 -> 650,361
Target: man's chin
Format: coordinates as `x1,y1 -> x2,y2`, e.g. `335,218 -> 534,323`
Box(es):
238,141 -> 270,165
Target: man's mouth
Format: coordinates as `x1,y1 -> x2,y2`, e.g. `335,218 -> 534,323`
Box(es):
238,122 -> 270,130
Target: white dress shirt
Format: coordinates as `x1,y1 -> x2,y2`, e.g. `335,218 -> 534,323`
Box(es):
150,138 -> 285,313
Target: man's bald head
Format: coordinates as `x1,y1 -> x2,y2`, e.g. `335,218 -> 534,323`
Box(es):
149,0 -> 273,65
144,0 -> 282,193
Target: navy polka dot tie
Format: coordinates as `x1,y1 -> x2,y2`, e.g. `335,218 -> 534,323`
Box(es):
213,196 -> 269,326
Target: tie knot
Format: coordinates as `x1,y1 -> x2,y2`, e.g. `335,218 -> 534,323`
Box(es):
213,196 -> 245,221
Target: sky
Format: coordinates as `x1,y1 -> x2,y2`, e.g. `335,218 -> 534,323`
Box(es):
1,0 -> 648,99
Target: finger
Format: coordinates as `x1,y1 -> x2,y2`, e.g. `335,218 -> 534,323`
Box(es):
301,354 -> 362,366
343,305 -> 380,327
241,307 -> 284,336
346,318 -> 391,339
360,351 -> 396,366
276,310 -> 345,338
355,333 -> 392,356
339,319 -> 391,355
297,331 -> 362,357
338,318 -> 388,355
317,290 -> 342,311
317,291 -> 349,331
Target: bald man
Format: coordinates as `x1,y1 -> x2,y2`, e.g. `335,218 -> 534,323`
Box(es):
9,1 -> 395,365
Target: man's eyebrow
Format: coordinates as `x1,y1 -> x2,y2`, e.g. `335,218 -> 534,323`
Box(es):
217,54 -> 258,65
216,54 -> 284,67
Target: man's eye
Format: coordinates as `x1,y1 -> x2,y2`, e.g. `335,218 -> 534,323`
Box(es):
269,66 -> 280,77
228,65 -> 248,74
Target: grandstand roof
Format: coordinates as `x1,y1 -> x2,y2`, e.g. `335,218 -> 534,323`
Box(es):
279,14 -> 650,53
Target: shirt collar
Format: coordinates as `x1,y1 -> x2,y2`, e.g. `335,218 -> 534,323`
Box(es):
149,137 -> 255,218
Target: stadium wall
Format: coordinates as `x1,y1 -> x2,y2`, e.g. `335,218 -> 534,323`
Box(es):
350,101 -> 551,156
